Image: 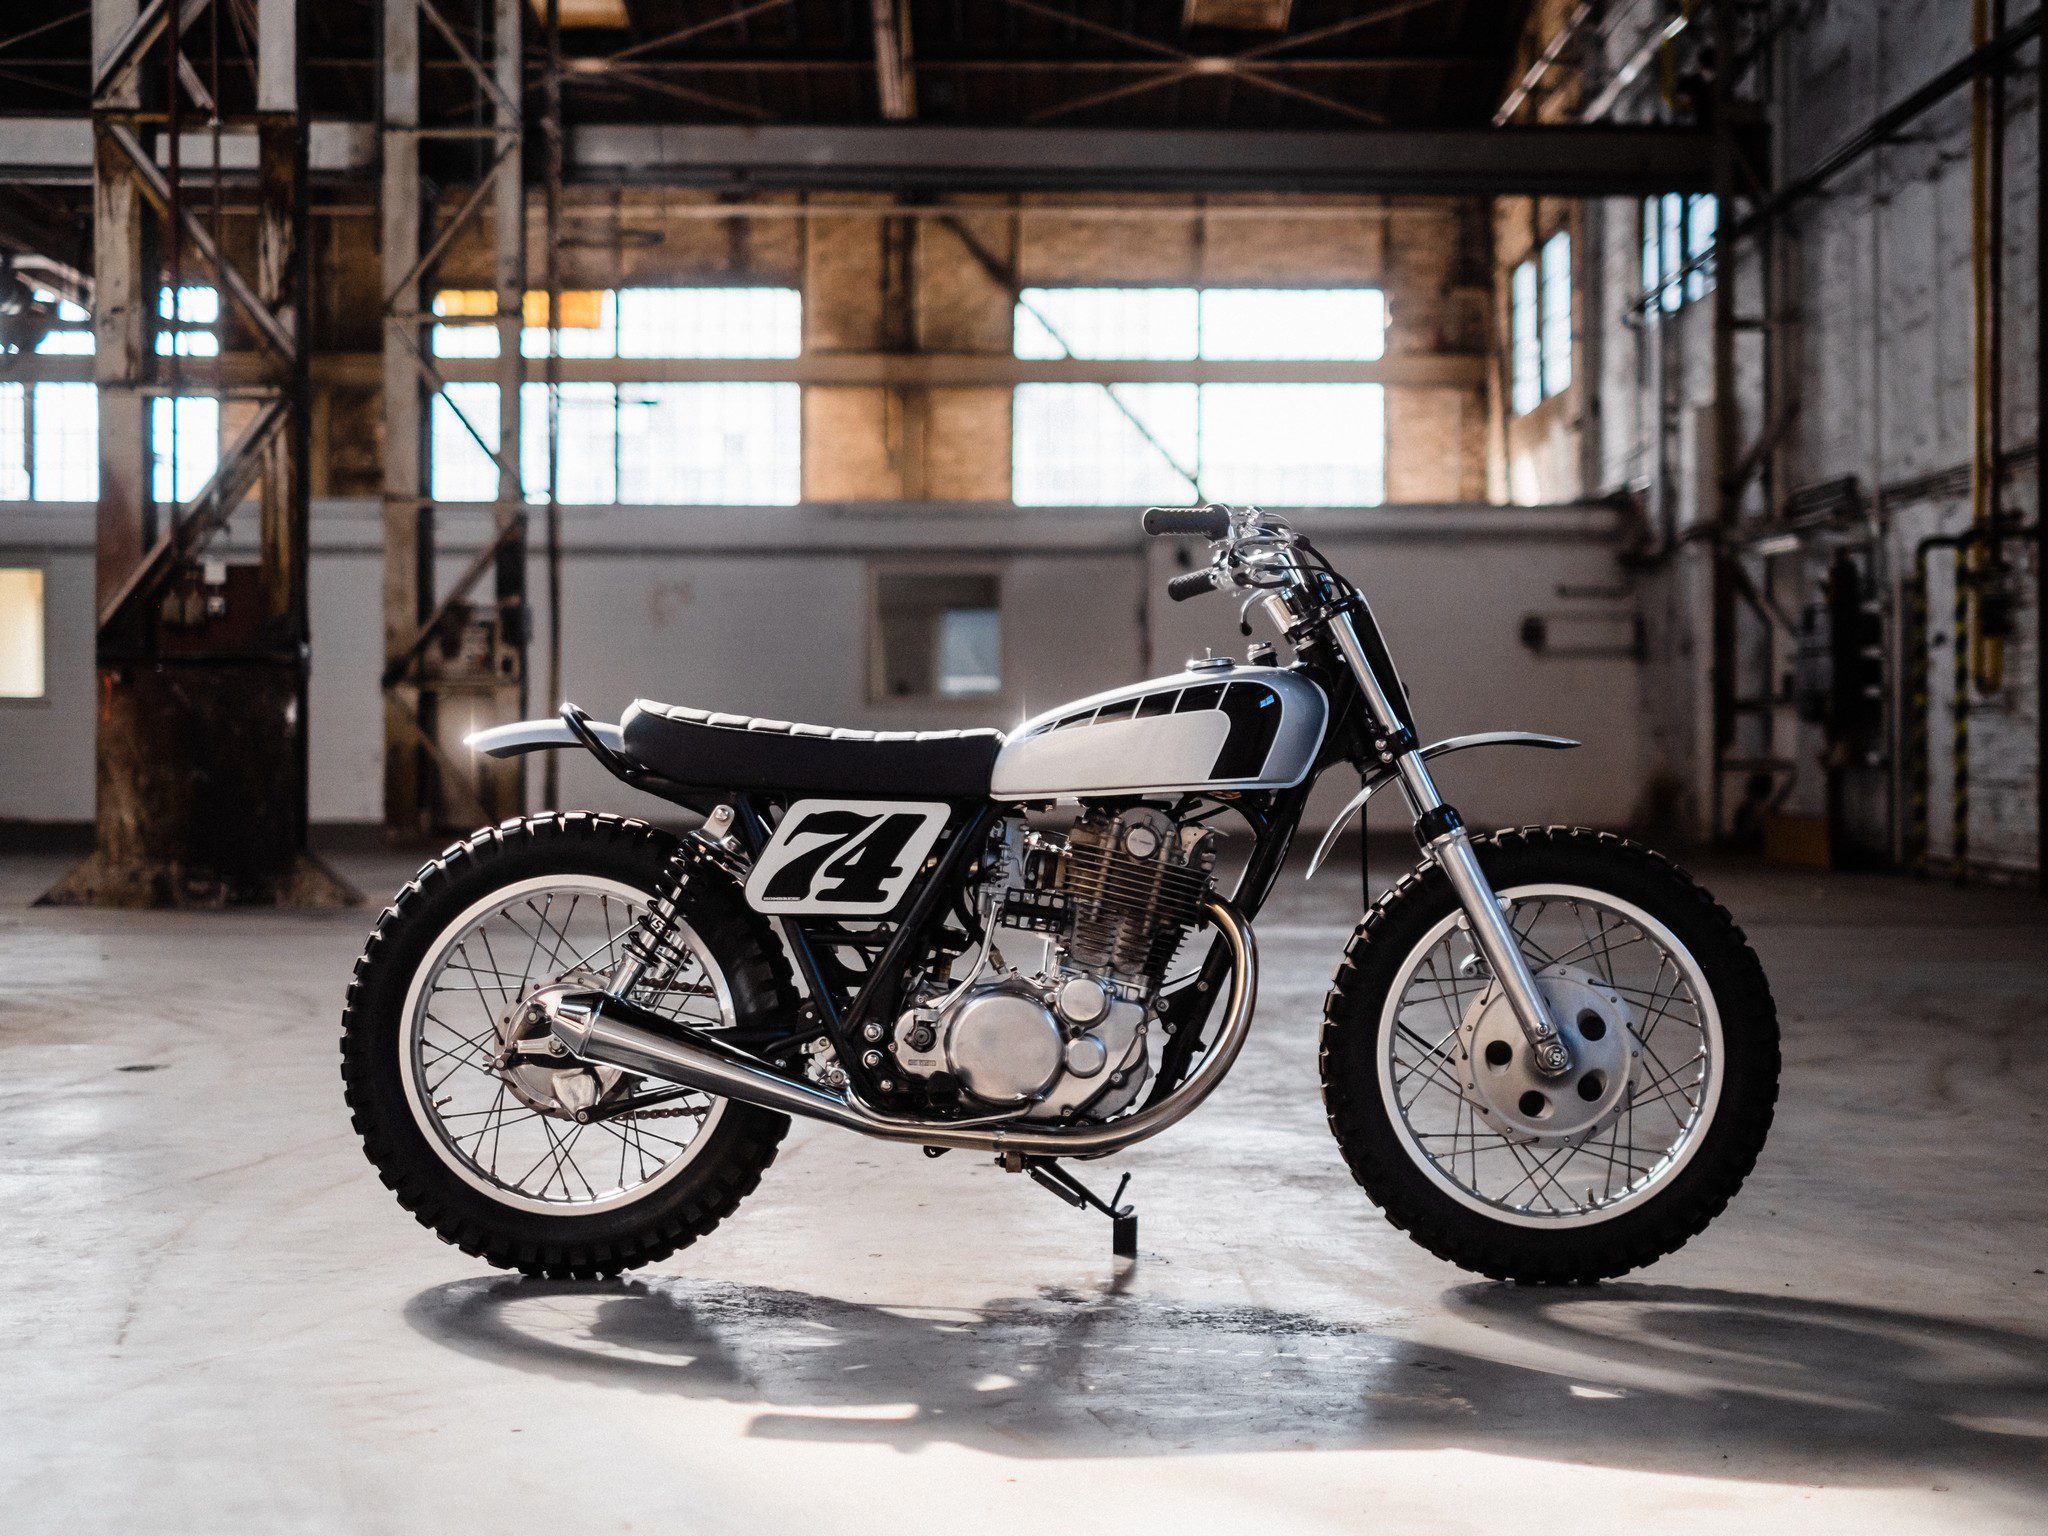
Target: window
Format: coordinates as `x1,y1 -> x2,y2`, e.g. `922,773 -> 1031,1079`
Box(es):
0,287 -> 218,504
0,568 -> 45,700
1510,262 -> 1541,417
152,395 -> 219,503
870,570 -> 1001,701
1010,287 -> 1387,507
156,285 -> 220,357
1509,233 -> 1572,416
1540,232 -> 1572,398
1642,193 -> 1718,312
429,286 -> 801,506
31,382 -> 97,501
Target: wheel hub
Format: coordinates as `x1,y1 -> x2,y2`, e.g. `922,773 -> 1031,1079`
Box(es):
494,974 -> 623,1119
1460,966 -> 1635,1141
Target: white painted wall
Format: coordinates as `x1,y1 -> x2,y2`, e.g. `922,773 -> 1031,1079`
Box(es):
0,500 -> 1646,837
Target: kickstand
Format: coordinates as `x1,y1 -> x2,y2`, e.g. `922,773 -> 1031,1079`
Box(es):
1025,1158 -> 1138,1259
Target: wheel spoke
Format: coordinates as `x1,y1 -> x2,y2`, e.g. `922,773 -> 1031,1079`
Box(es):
1383,883 -> 1718,1224
406,877 -> 733,1208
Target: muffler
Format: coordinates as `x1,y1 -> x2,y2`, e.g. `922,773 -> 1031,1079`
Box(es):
539,896 -> 1256,1158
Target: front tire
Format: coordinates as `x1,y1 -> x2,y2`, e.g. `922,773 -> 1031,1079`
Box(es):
1320,827 -> 1779,1283
340,813 -> 796,1279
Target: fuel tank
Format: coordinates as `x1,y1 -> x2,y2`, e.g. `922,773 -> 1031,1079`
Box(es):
991,661 -> 1328,800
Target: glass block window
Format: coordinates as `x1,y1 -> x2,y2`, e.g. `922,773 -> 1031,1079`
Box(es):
1011,287 -> 1387,506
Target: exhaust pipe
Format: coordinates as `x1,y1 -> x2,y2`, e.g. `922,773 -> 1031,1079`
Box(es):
541,896 -> 1257,1158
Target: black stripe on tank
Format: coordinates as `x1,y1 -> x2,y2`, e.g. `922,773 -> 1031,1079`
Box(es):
1209,682 -> 1283,779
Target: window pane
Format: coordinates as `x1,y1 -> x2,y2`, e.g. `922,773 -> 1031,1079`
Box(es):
1540,232 -> 1572,398
520,382 -> 618,504
1510,260 -> 1541,416
1011,383 -> 1197,505
616,288 -> 801,359
616,383 -> 799,504
0,568 -> 44,699
936,608 -> 1001,697
34,329 -> 94,356
523,290 -> 619,359
1014,288 -> 1198,360
0,384 -> 26,500
1686,194 -> 1718,301
156,285 -> 220,357
158,286 -> 219,325
32,382 -> 97,501
151,395 -> 219,504
1661,193 -> 1685,313
1642,196 -> 1660,305
871,570 -> 1001,701
1198,384 -> 1384,507
431,323 -> 499,358
430,383 -> 501,502
1198,289 -> 1386,360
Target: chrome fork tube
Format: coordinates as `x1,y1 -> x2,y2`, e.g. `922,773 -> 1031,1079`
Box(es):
1325,606 -> 1570,1075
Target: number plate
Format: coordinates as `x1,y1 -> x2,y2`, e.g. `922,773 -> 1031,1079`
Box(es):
742,799 -> 952,916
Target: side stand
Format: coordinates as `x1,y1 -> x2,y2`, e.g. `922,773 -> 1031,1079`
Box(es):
1026,1158 -> 1138,1259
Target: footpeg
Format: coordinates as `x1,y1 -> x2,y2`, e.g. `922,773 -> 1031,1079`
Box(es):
1024,1158 -> 1138,1259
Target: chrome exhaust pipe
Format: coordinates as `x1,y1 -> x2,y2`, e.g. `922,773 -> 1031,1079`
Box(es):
541,896 -> 1257,1158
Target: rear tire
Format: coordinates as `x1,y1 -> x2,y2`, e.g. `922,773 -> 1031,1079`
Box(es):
1320,827 -> 1779,1284
340,812 -> 796,1279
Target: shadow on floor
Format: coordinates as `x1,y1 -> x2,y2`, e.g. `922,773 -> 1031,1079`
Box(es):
406,1273 -> 2048,1487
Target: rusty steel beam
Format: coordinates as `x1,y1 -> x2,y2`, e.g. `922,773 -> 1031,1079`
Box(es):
44,0 -> 351,908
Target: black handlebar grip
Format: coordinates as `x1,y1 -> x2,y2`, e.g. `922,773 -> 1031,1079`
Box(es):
1166,568 -> 1220,603
1143,505 -> 1232,539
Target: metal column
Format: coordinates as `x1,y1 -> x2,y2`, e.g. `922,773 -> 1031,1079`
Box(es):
378,0 -> 528,837
45,0 -> 348,907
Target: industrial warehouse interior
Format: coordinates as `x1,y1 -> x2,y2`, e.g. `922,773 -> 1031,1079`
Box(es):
1,0 -> 2045,1532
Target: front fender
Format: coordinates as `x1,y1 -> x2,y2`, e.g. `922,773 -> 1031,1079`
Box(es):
1304,731 -> 1579,879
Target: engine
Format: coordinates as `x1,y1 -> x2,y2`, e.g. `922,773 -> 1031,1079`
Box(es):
889,806 -> 1218,1121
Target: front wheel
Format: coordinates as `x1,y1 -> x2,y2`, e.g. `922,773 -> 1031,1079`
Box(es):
1320,827 -> 1779,1284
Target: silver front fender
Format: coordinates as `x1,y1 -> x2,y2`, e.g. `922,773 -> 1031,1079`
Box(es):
1305,731 -> 1580,879
467,717 -> 626,759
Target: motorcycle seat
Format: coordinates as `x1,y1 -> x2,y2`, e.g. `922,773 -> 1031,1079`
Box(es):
620,700 -> 1004,799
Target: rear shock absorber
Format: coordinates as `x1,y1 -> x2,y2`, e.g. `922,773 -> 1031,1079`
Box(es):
607,836 -> 728,997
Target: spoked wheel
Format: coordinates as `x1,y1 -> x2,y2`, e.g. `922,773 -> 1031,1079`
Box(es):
401,874 -> 730,1213
342,814 -> 796,1279
1321,827 -> 1779,1284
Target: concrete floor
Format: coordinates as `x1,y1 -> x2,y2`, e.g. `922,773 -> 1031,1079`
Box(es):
0,843 -> 2044,1535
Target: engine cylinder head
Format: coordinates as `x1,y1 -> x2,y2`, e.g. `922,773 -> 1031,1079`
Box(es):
1057,807 -> 1217,984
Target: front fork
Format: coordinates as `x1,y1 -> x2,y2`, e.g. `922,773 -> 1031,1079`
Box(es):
1327,610 -> 1572,1076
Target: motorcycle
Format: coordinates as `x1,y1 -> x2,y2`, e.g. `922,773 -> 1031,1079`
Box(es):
342,505 -> 1779,1283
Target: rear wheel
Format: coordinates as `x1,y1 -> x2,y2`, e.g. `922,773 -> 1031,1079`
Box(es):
1320,827 -> 1779,1283
340,813 -> 795,1279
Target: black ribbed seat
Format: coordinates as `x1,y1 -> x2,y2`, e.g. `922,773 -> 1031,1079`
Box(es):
620,700 -> 1004,799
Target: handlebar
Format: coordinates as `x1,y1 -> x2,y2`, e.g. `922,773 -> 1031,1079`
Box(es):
1142,505 -> 1232,539
1165,568 -> 1220,603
